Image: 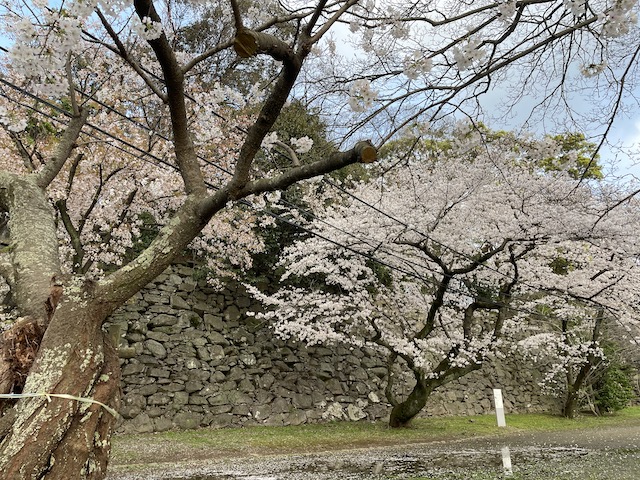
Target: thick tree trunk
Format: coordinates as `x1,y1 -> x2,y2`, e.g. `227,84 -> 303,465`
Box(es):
388,381 -> 431,428
563,387 -> 580,419
0,300 -> 121,480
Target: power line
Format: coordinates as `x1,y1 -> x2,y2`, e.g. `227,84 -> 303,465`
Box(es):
0,75 -> 626,322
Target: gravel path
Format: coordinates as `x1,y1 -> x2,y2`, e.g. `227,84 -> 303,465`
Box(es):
106,424 -> 640,480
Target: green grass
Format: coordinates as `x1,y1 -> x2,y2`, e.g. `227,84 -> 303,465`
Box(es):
112,407 -> 640,463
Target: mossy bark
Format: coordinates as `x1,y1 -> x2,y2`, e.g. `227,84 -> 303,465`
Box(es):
388,381 -> 432,428
0,301 -> 121,480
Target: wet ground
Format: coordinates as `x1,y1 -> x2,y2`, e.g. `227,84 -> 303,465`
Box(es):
107,424 -> 640,480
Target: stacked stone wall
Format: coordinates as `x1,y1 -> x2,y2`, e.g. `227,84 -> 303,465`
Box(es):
108,264 -> 563,434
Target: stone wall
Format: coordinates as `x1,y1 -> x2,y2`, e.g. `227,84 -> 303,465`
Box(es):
108,264 -> 563,434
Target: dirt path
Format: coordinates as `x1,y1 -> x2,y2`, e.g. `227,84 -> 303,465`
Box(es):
106,424 -> 640,479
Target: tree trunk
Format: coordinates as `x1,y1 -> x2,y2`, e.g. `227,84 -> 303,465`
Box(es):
0,299 -> 121,480
563,385 -> 579,419
388,380 -> 431,428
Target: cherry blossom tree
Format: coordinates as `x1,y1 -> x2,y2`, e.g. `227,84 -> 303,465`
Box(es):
0,0 -> 637,478
516,207 -> 640,418
249,126 -> 640,427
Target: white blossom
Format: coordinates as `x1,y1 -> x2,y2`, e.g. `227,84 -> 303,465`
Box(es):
290,136 -> 314,154
261,132 -> 279,151
579,62 -> 608,77
348,79 -> 378,112
132,16 -> 164,41
452,39 -> 485,71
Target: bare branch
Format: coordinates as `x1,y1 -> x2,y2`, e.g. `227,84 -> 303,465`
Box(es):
273,140 -> 301,167
308,0 -> 359,45
182,11 -> 311,74
304,0 -> 329,38
233,30 -> 295,63
2,127 -> 36,172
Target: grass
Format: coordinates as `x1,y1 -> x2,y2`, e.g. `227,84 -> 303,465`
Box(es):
112,406 -> 640,464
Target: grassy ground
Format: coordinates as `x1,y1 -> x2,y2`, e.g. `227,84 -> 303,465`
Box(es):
111,407 -> 640,466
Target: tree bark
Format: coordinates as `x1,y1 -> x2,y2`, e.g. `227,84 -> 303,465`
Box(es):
388,379 -> 431,428
563,386 -> 580,419
0,299 -> 120,480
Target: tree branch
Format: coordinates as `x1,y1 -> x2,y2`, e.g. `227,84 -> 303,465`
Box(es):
94,9 -> 168,102
133,0 -> 206,196
33,108 -> 89,190
233,30 -> 295,63
229,0 -> 243,31
230,140 -> 376,198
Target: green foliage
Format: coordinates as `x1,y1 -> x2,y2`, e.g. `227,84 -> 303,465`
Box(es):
247,207 -> 309,283
539,132 -> 603,180
594,363 -> 636,413
261,100 -> 339,168
20,115 -> 57,146
549,256 -> 573,275
379,128 -> 453,166
380,123 -> 603,181
173,0 -> 288,93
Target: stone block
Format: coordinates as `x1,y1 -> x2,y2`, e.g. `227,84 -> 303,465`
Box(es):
148,393 -> 171,405
147,407 -> 165,418
160,382 -> 185,393
147,331 -> 170,342
120,404 -> 142,419
209,332 -> 230,346
271,397 -> 290,414
325,378 -> 344,395
189,395 -> 208,405
154,417 -> 174,432
149,314 -> 178,327
204,314 -> 225,331
144,339 -> 167,359
185,380 -> 203,393
286,410 -> 307,426
209,345 -> 225,361
122,363 -> 146,376
224,305 -> 240,322
149,367 -> 170,378
174,412 -> 203,429
347,404 -> 367,421
184,358 -> 201,369
292,393 -> 313,409
173,391 -> 189,405
137,384 -> 159,396
209,413 -> 234,428
238,378 -> 255,392
232,404 -> 251,416
118,346 -> 138,359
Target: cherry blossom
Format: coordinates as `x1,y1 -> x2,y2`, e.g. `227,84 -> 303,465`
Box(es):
251,127 -> 640,425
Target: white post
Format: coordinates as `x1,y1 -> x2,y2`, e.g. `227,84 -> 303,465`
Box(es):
501,446 -> 513,476
493,388 -> 507,427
